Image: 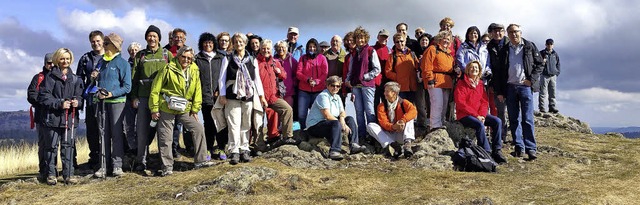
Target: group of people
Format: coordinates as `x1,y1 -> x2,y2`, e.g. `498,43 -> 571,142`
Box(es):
27,16 -> 561,185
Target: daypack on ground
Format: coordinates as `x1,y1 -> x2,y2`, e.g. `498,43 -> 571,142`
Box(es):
452,137 -> 497,172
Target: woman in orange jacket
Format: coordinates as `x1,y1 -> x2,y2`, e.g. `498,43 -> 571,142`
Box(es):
421,30 -> 458,131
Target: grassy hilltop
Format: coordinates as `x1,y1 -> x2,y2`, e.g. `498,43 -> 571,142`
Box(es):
1,125 -> 640,204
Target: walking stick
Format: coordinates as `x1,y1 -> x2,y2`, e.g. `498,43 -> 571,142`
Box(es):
98,89 -> 108,178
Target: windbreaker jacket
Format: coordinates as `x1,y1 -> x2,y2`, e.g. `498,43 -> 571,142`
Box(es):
421,45 -> 455,89
131,47 -> 173,99
97,53 -> 131,103
195,51 -> 225,105
385,48 -> 420,92
376,98 -> 417,132
296,53 -> 328,93
540,49 -> 560,76
258,54 -> 287,104
76,51 -> 102,105
493,38 -> 544,95
149,58 -> 202,115
38,67 -> 84,128
454,75 -> 488,121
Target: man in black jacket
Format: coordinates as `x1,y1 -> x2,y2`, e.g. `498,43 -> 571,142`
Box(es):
27,53 -> 54,182
539,38 -> 561,113
494,24 -> 543,160
486,23 -> 509,143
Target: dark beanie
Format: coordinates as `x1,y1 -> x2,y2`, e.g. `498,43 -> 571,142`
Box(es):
145,25 -> 162,42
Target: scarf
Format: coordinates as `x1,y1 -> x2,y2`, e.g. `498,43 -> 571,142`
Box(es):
387,96 -> 400,123
204,51 -> 215,61
103,52 -> 119,61
232,55 -> 254,99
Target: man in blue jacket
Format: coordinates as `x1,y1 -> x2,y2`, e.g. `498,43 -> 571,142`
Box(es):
539,38 -> 561,113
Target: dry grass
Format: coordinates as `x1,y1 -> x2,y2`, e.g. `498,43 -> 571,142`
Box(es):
2,127 -> 640,204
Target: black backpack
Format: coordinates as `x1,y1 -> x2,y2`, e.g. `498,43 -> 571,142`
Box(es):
452,137 -> 497,172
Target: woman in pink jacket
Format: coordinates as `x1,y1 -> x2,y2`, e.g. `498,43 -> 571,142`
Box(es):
296,38 -> 328,129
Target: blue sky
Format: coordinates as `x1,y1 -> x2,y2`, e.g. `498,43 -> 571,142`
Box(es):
1,0 -> 639,127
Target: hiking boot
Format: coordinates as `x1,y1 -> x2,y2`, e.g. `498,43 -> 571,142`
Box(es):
46,176 -> 57,185
113,168 -> 124,177
94,168 -> 106,178
194,161 -> 215,169
329,151 -> 344,161
390,142 -> 403,158
350,143 -> 366,155
240,150 -> 252,163
527,150 -> 538,160
216,149 -> 228,160
173,149 -> 181,159
229,153 -> 240,165
268,137 -> 285,150
161,170 -> 173,177
64,176 -> 79,185
134,164 -> 146,172
403,140 -> 414,158
492,151 -> 508,164
283,137 -> 299,145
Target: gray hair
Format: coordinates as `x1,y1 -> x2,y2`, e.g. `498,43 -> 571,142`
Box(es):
231,32 -> 248,45
177,46 -> 195,58
275,40 -> 288,49
261,39 -> 273,48
384,81 -> 401,93
326,75 -> 342,86
127,42 -> 141,52
434,30 -> 452,42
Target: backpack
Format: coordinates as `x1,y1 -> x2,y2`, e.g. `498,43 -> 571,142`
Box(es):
29,72 -> 46,129
452,137 -> 497,172
391,49 -> 420,83
382,97 -> 407,118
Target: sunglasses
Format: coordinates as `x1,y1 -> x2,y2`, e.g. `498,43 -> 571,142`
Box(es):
330,84 -> 341,88
104,41 -> 112,46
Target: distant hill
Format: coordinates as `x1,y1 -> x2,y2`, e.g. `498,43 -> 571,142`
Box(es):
0,111 -> 85,145
592,126 -> 640,139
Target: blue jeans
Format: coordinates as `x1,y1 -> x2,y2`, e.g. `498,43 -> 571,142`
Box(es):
506,84 -> 537,152
352,86 -> 376,141
459,115 -> 503,152
297,90 -> 320,129
306,116 -> 358,152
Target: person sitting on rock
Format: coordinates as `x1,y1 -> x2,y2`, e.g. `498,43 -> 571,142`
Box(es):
454,60 -> 506,163
366,81 -> 417,158
305,75 -> 366,160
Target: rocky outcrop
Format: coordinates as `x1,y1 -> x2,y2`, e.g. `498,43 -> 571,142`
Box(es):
190,166 -> 278,196
534,111 -> 592,134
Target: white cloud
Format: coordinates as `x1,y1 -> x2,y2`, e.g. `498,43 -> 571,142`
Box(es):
58,8 -> 173,47
0,44 -> 41,87
552,87 -> 640,127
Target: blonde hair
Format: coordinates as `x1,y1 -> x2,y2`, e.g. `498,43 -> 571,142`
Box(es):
464,60 -> 483,81
52,48 -> 74,68
439,17 -> 455,28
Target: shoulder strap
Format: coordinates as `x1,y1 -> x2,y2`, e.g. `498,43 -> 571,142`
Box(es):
35,72 -> 45,91
392,50 -> 397,72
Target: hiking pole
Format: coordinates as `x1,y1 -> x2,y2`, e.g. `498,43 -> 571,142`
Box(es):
68,98 -> 76,173
98,89 -> 108,178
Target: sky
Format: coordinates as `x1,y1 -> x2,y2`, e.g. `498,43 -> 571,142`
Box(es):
0,0 -> 638,127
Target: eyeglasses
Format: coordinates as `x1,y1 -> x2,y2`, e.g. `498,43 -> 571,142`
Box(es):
46,62 -> 54,65
482,40 -> 490,44
394,40 -> 405,43
330,84 -> 341,88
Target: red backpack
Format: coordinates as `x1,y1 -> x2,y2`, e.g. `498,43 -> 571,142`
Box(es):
29,72 -> 45,129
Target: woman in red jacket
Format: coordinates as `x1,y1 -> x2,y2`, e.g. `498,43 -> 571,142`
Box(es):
454,60 -> 506,164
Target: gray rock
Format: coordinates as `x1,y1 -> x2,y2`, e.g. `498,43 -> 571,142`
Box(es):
198,166 -> 278,195
604,132 -> 624,138
445,121 -> 475,145
415,128 -> 456,154
262,145 -> 338,169
534,112 -> 592,134
412,155 -> 454,170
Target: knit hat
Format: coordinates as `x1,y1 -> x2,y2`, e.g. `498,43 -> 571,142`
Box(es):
44,53 -> 53,65
145,25 -> 162,42
105,33 -> 123,51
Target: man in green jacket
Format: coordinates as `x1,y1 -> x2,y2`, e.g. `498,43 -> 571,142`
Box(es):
131,25 -> 173,171
149,46 -> 214,176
